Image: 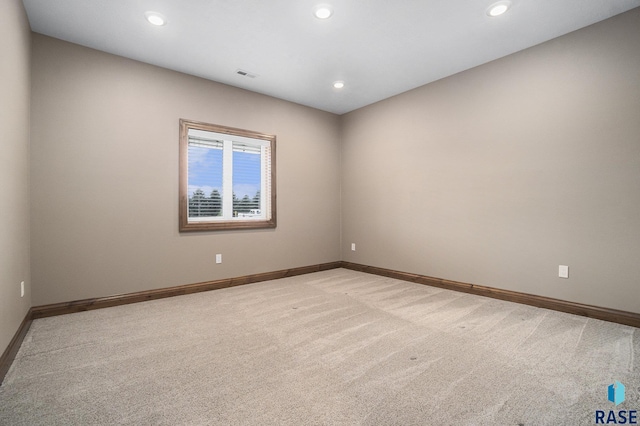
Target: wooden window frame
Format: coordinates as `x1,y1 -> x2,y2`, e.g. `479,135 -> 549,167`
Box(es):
179,119 -> 276,232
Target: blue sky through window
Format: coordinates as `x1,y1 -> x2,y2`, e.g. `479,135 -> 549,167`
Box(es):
188,146 -> 260,198
233,150 -> 261,199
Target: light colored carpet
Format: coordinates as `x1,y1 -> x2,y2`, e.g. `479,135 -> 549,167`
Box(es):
1,268 -> 638,425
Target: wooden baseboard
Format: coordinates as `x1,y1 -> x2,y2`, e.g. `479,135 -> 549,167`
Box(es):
30,261 -> 342,320
3,260 -> 638,385
340,262 -> 640,328
0,310 -> 33,385
2,261 -> 340,385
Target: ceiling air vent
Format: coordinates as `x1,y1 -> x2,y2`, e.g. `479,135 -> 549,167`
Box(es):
236,69 -> 258,79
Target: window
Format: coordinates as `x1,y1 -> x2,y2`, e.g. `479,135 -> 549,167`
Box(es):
179,119 -> 276,231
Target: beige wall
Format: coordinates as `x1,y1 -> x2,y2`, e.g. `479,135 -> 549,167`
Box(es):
30,35 -> 341,305
27,8 -> 640,315
341,9 -> 640,314
0,0 -> 32,352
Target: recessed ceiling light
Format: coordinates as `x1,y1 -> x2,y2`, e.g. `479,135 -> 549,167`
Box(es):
487,1 -> 511,17
333,81 -> 345,89
145,11 -> 167,26
313,5 -> 333,19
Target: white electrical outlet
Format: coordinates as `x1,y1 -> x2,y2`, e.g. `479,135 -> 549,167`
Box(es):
216,254 -> 222,264
351,243 -> 356,251
559,265 -> 569,279
20,281 -> 25,297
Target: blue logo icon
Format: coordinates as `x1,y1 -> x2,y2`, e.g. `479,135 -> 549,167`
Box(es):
608,381 -> 626,406
596,381 -> 636,424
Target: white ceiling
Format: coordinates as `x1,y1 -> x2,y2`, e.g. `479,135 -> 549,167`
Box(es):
22,0 -> 640,115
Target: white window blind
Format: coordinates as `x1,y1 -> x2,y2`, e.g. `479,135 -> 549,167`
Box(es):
187,129 -> 271,222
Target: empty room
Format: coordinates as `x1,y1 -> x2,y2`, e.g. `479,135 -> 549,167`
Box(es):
1,0 -> 639,424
